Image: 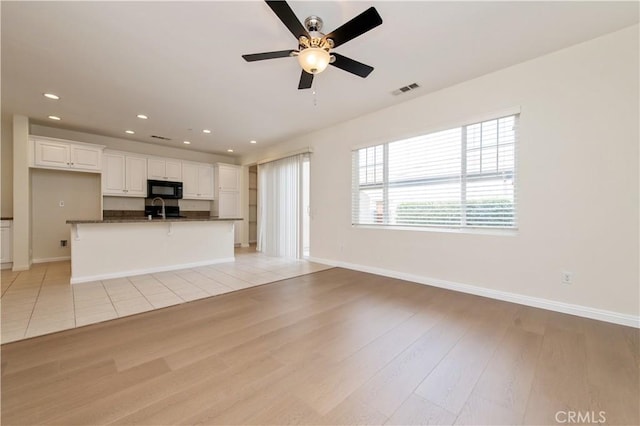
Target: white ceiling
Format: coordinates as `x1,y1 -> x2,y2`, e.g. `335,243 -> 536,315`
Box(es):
2,1 -> 637,157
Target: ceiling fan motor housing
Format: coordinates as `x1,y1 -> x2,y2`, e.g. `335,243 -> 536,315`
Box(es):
304,15 -> 323,32
299,16 -> 332,51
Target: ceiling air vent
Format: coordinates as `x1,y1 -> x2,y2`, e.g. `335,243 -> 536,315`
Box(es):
150,135 -> 172,141
392,82 -> 420,96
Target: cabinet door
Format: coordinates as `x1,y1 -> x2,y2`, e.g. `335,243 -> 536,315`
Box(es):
165,160 -> 182,181
198,165 -> 214,199
71,145 -> 102,171
102,153 -> 126,195
125,156 -> 148,196
218,190 -> 241,218
182,163 -> 199,199
0,225 -> 12,263
35,140 -> 70,168
234,220 -> 240,245
147,159 -> 167,180
218,165 -> 240,191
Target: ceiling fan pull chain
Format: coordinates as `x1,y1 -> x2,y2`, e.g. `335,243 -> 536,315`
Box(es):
312,80 -> 318,106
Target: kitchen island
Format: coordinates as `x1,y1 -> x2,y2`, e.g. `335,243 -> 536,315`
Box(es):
66,217 -> 242,284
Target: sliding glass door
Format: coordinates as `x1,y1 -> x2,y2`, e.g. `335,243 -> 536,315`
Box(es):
257,153 -> 310,259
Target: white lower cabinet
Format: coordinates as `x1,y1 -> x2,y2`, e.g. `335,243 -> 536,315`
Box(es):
216,191 -> 241,218
1,220 -> 13,265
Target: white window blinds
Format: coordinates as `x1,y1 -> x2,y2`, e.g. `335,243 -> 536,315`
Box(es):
352,114 -> 518,229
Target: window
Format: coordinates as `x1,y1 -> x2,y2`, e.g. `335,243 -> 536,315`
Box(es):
352,114 -> 518,229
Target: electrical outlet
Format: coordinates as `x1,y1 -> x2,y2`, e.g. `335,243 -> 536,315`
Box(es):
59,201 -> 65,207
60,240 -> 67,247
561,271 -> 573,285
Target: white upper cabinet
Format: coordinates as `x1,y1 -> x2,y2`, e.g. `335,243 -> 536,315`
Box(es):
217,163 -> 240,191
182,161 -> 214,200
71,145 -> 102,171
103,151 -> 147,197
126,156 -> 148,196
148,158 -> 182,181
213,163 -> 242,219
103,153 -> 126,194
35,140 -> 69,168
32,137 -> 104,172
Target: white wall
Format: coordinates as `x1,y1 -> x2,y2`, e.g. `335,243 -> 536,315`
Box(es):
242,25 -> 639,320
1,114 -> 13,218
12,115 -> 30,270
31,169 -> 101,261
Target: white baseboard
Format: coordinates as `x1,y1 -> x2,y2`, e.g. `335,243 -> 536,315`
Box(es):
10,261 -> 31,271
1,262 -> 13,270
70,257 -> 236,284
307,256 -> 640,329
33,256 -> 71,264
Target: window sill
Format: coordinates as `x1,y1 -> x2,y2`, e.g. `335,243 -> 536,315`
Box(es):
351,224 -> 519,237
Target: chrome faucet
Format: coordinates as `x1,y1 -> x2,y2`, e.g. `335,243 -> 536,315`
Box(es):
151,197 -> 166,219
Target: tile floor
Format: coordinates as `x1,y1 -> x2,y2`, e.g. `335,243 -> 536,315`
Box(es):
0,249 -> 331,344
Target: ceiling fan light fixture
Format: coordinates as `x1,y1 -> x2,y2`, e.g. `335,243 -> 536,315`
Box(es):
298,47 -> 330,74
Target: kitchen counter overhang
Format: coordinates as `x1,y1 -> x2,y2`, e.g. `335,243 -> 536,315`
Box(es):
66,218 -> 242,284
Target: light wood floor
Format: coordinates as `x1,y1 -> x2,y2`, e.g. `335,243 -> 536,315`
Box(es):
1,268 -> 638,425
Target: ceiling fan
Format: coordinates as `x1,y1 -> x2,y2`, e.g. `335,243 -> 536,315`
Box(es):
242,1 -> 383,89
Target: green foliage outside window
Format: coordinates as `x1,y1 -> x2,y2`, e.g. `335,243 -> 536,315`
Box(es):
395,199 -> 515,227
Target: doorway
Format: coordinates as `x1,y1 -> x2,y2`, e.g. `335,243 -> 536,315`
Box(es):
256,153 -> 310,259
248,165 -> 257,245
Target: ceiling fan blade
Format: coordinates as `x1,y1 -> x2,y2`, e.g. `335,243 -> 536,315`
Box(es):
330,53 -> 374,78
265,1 -> 309,41
322,7 -> 382,49
298,70 -> 314,89
242,50 -> 296,62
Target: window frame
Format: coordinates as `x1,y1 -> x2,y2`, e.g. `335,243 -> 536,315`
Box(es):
351,113 -> 519,232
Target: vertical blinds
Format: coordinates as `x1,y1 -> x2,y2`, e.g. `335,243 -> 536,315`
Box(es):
352,114 -> 518,229
258,153 -> 308,258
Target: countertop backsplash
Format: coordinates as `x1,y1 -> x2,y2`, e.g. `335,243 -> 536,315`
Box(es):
103,210 -> 211,219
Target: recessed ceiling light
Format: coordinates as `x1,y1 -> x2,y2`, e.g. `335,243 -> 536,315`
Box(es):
202,129 -> 211,134
250,140 -> 257,144
48,115 -> 61,120
137,114 -> 148,119
227,149 -> 234,153
183,141 -> 191,145
43,93 -> 60,100
125,130 -> 135,134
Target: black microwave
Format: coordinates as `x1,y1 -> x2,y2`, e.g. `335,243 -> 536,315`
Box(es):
147,180 -> 183,199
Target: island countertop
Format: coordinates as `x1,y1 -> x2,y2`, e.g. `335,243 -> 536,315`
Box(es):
66,217 -> 243,224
